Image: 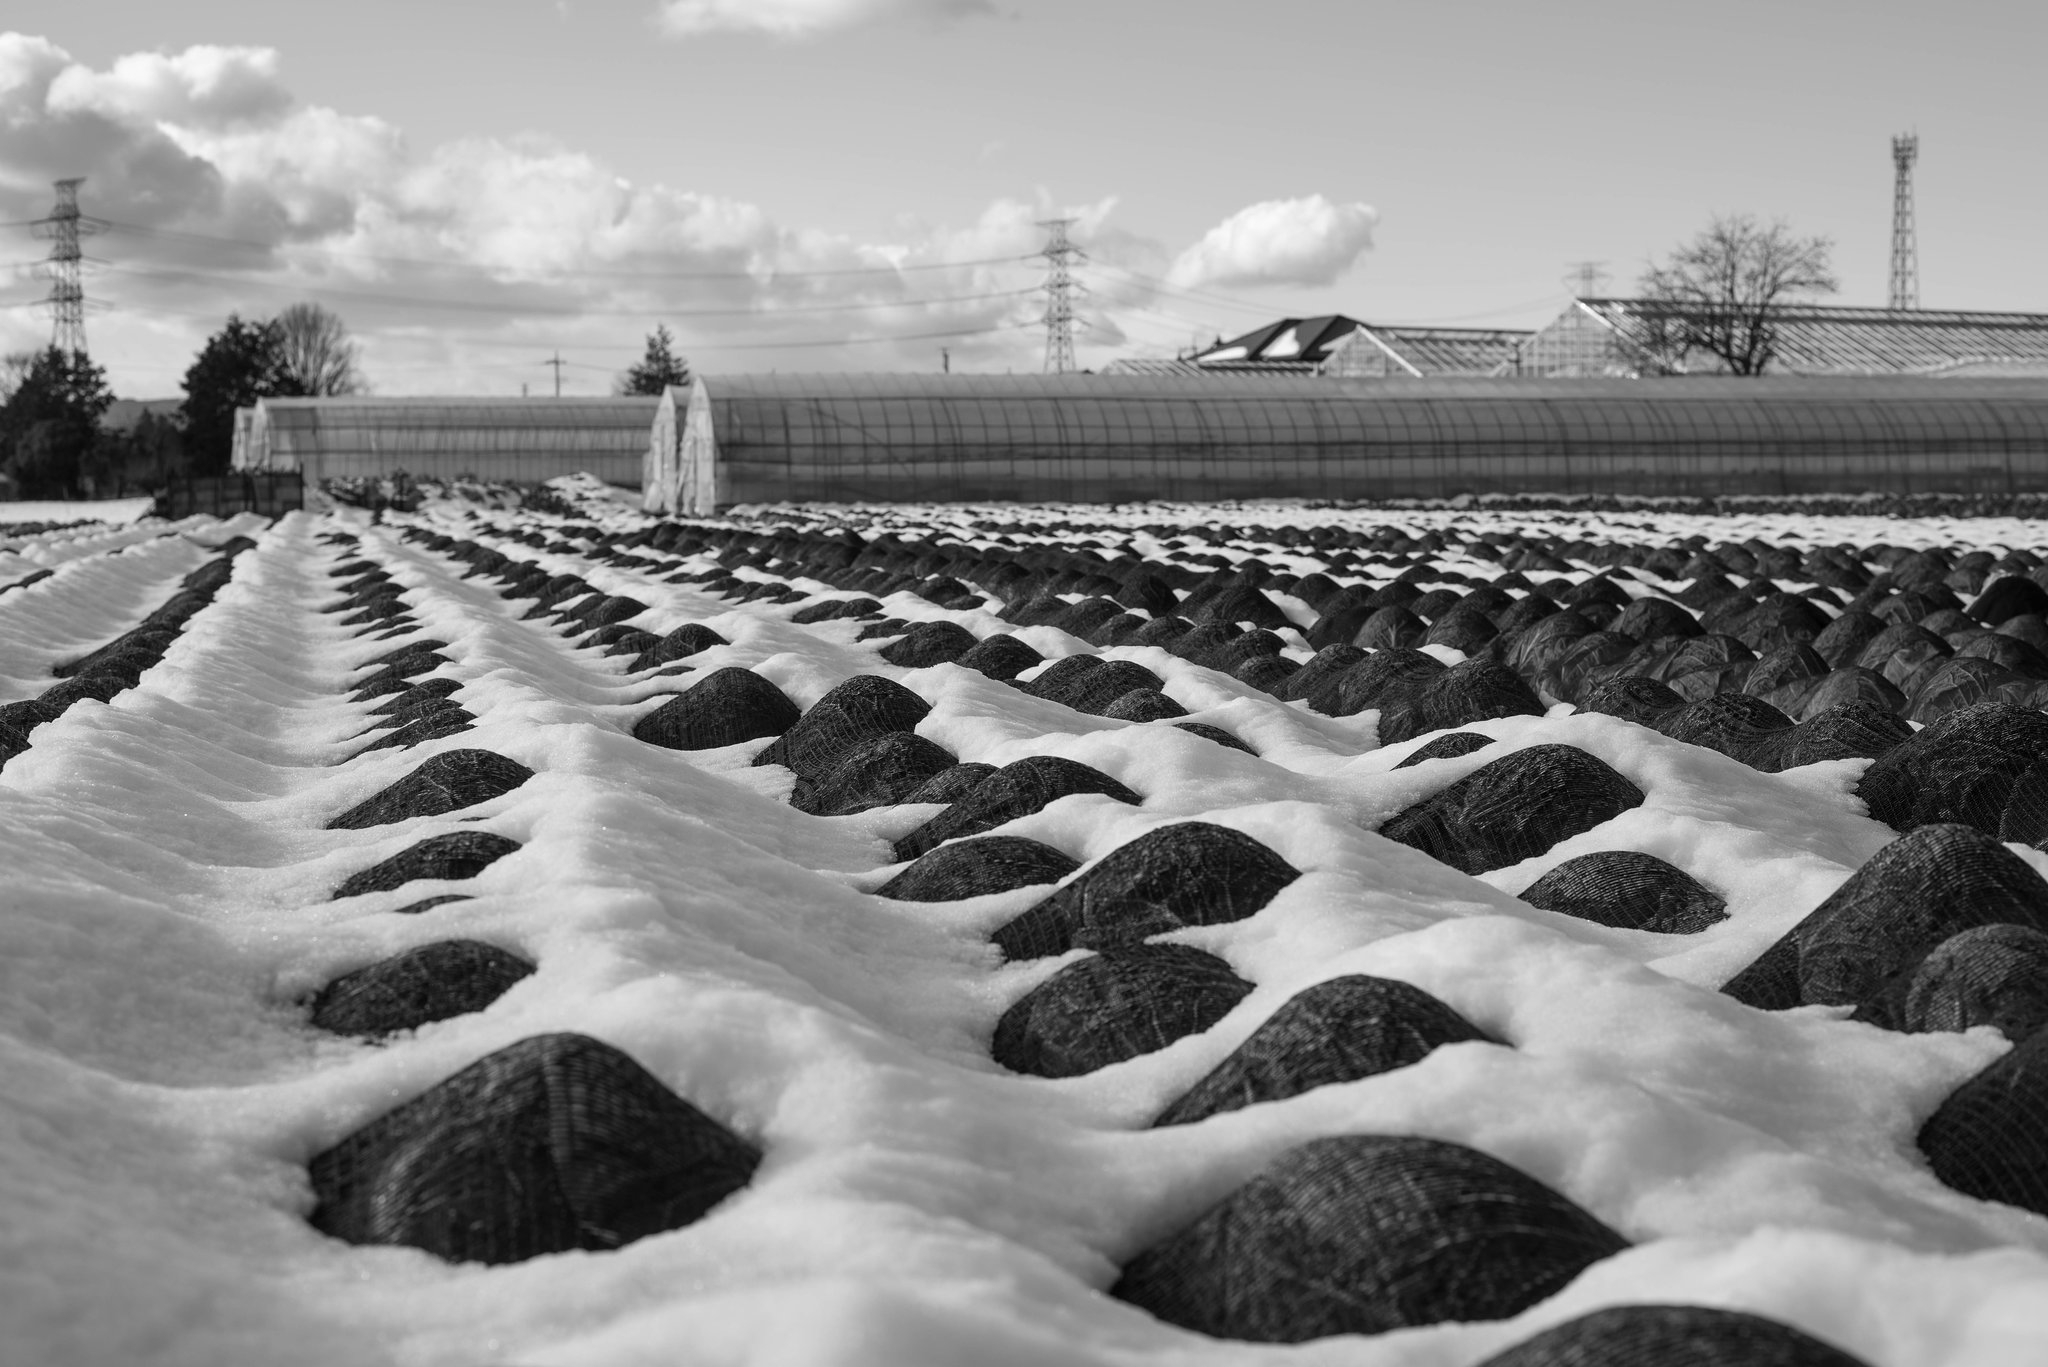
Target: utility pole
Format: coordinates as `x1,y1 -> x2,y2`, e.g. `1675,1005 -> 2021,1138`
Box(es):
1037,218 -> 1085,374
31,178 -> 104,356
941,347 -> 950,374
544,352 -> 565,397
1890,133 -> 1920,310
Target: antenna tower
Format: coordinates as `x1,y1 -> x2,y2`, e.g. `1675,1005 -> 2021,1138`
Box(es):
30,178 -> 105,355
1890,133 -> 1919,310
1037,218 -> 1085,374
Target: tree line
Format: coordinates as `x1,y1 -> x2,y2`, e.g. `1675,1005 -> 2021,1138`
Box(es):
1,309 -> 690,500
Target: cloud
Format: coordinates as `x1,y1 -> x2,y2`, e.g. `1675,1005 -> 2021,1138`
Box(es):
654,0 -> 995,39
1167,194 -> 1377,290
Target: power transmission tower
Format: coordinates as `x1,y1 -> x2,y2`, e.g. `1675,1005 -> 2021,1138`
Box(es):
1890,133 -> 1920,310
1564,261 -> 1609,299
1037,218 -> 1086,374
30,178 -> 105,356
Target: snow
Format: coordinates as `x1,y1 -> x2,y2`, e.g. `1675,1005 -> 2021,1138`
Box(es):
3,500 -> 2047,1367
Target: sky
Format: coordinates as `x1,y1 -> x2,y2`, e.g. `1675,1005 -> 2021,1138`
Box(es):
0,0 -> 2042,398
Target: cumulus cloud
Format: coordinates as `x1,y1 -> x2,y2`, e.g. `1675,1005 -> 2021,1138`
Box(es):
1167,194 -> 1377,290
654,0 -> 994,40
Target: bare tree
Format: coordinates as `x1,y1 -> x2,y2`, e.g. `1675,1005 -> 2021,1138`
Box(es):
273,302 -> 365,396
1637,214 -> 1839,375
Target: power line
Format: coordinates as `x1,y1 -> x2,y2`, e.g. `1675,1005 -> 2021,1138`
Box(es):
96,217 -> 1035,281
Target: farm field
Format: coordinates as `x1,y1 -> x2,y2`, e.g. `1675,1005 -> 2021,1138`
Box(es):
7,490 -> 2048,1367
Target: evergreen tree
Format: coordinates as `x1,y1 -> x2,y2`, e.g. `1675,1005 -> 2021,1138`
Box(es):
617,324 -> 690,395
180,315 -> 289,476
0,348 -> 113,497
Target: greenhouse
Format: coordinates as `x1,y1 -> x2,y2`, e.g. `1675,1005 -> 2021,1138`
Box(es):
642,372 -> 2048,512
232,396 -> 661,485
1523,299 -> 2048,378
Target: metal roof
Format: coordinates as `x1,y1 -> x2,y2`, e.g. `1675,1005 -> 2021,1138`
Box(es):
236,395 -> 659,482
1564,298 -> 2048,376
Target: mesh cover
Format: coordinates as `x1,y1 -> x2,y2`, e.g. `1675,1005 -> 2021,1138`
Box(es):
1377,659 -> 1543,746
1722,823 -> 2048,1011
874,835 -> 1079,901
1917,1026 -> 2048,1218
629,623 -> 728,672
1380,745 -> 1646,876
1176,722 -> 1258,755
1110,1134 -> 1629,1342
1858,702 -> 2048,837
754,675 -> 932,780
1101,688 -> 1188,723
1519,851 -> 1727,933
878,621 -> 979,667
1155,975 -> 1491,1127
310,939 -> 536,1038
1394,731 -> 1496,768
1852,923 -> 2048,1040
954,634 -> 1043,681
332,831 -> 521,900
308,1033 -> 760,1264
990,944 -> 1252,1079
991,822 -> 1299,961
790,731 -> 956,816
900,762 -> 996,805
327,749 -> 534,830
1474,1304 -> 1872,1367
893,755 -> 1141,862
633,668 -> 801,751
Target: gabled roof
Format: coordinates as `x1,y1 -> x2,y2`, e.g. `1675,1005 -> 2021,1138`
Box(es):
1569,298 -> 2048,375
1192,315 -> 1533,376
1192,315 -> 1362,367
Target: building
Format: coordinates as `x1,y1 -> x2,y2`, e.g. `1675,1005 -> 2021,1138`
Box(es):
232,396 -> 661,485
1522,298 -> 2048,378
1105,315 -> 1533,380
642,372 -> 2048,513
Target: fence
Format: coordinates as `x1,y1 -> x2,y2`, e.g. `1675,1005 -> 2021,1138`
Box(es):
155,472 -> 305,520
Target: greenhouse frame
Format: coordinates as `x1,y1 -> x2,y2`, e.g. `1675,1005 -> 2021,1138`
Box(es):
232,396 -> 661,485
642,372 -> 2048,512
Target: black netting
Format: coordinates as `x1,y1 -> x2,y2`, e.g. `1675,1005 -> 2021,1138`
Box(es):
1854,623 -> 1953,693
1324,648 -> 1445,719
633,668 -> 801,751
877,621 -> 979,667
309,940 -> 537,1038
1474,1304 -> 1872,1367
1854,923 -> 2048,1041
1274,645 -> 1365,703
893,755 -> 1141,862
1799,666 -> 1906,720
791,731 -> 956,816
1917,1026 -> 2048,1218
753,675 -> 931,780
1422,608 -> 1498,653
629,624 -> 728,672
990,944 -> 1252,1079
1176,722 -> 1258,755
1039,660 -> 1170,716
873,835 -> 1079,901
393,894 -> 473,916
1956,632 -> 2048,680
1859,702 -> 2048,837
991,822 -> 1300,961
371,678 -> 462,714
1100,688 -> 1189,723
327,750 -> 534,830
1554,631 -> 1642,698
1109,1134 -> 1629,1343
1612,598 -> 1702,643
1116,570 -> 1180,615
901,762 -> 996,805
955,634 -> 1043,681
1395,731 -> 1495,767
1576,675 -> 1685,727
1380,745 -> 1646,876
1968,576 -> 2048,625
1155,975 -> 1492,1127
308,1033 -> 760,1264
347,709 -> 477,758
1906,658 -> 2028,725
1813,611 -> 1888,669
1722,823 -> 2048,1012
1654,693 -> 1794,763
1519,851 -> 1727,933
1354,605 -> 1426,651
1747,643 -> 1831,698
333,831 -> 522,900
1377,660 -> 1543,746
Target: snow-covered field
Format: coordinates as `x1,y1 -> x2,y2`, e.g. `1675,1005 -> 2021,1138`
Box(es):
6,493 -> 2048,1367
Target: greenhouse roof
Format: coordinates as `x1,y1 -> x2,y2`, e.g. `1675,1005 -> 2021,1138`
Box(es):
1572,298 -> 2048,375
1188,316 -> 1534,376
